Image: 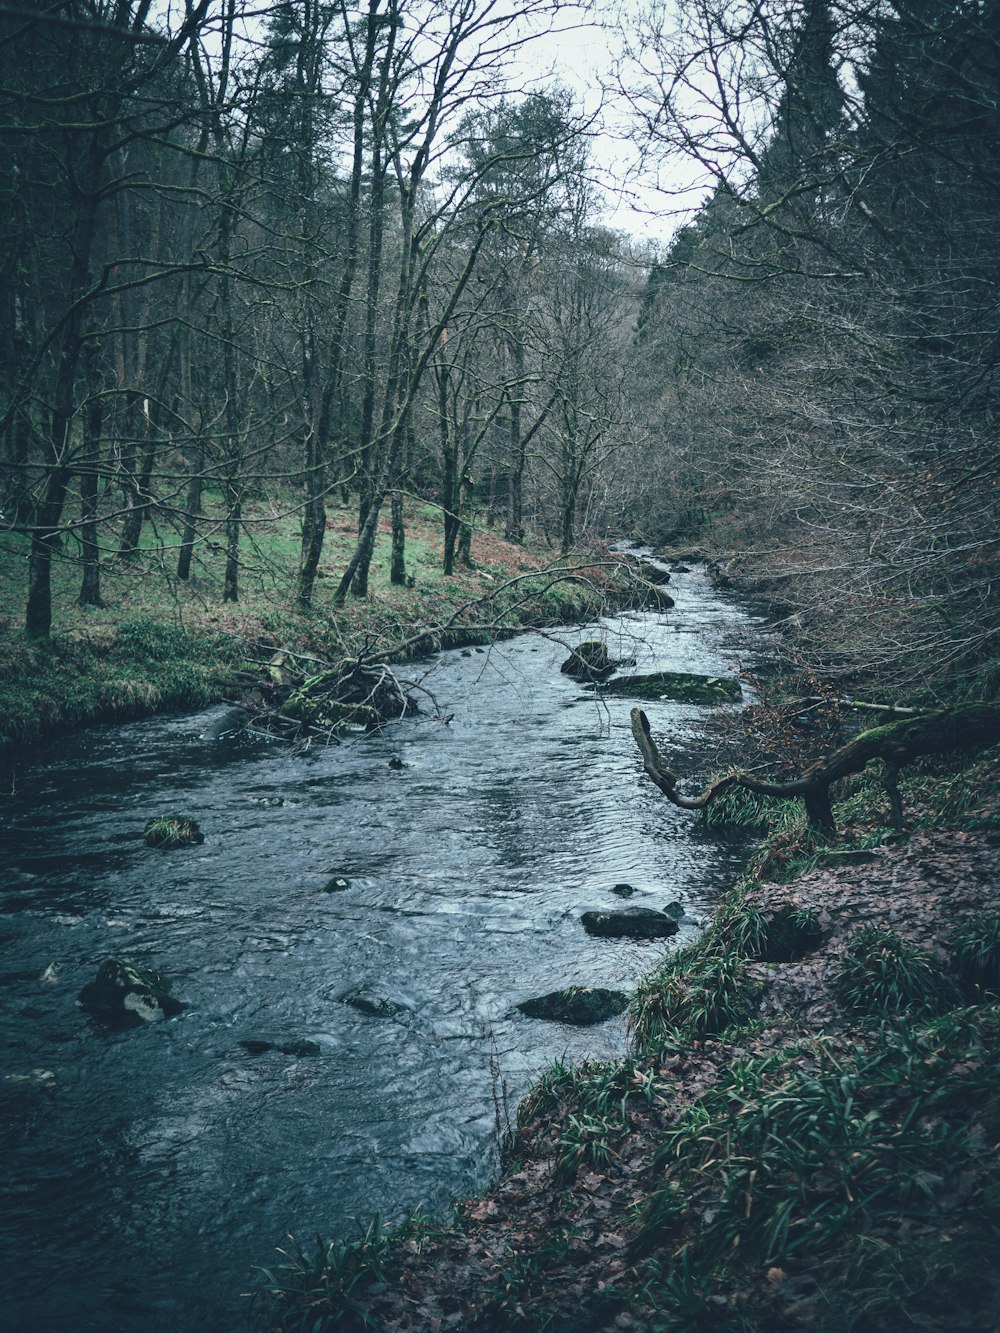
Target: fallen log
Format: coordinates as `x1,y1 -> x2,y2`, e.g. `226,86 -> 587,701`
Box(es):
630,704 -> 1000,837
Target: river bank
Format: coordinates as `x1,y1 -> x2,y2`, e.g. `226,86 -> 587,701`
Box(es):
1,559 -> 759,1333
262,781 -> 1000,1331
258,552 -> 1000,1331
0,511 -> 646,756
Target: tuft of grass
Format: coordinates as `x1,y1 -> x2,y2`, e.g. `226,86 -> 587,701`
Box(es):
951,913 -> 1000,1000
144,814 -> 204,848
836,925 -> 961,1019
258,1210 -> 453,1332
633,1007 -> 1000,1330
700,785 -> 802,838
258,1214 -> 391,1331
630,944 -> 763,1051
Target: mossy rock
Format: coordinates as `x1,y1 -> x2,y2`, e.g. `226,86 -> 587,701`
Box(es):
79,958 -> 183,1025
560,640 -> 616,681
643,585 -> 675,609
144,814 -> 203,848
588,670 -> 741,704
581,908 -> 680,940
517,986 -> 629,1026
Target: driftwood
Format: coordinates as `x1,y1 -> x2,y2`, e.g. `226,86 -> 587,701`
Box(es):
630,704 -> 1000,836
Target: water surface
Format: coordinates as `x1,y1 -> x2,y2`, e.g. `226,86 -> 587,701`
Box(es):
0,566 -> 770,1330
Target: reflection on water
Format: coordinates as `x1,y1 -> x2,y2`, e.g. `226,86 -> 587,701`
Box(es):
0,568 -> 772,1331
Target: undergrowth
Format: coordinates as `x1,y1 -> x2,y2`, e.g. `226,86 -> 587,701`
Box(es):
258,1211 -> 453,1333
633,1006 -> 1000,1331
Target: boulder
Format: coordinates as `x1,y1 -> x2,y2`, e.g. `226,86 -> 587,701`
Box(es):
587,670 -> 741,704
670,564 -> 692,574
581,908 -> 680,940
144,814 -> 204,848
79,958 -> 183,1024
643,586 -> 675,610
323,876 -> 351,893
560,640 -> 616,681
610,882 -> 636,898
517,986 -> 629,1026
342,992 -> 402,1018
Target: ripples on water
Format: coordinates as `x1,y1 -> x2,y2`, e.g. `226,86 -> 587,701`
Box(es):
0,568 -> 772,1330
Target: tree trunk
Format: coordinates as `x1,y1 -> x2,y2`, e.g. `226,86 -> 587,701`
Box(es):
631,706 -> 1000,838
390,490 -> 407,586
78,340 -> 103,607
26,467 -> 72,639
505,342 -> 526,543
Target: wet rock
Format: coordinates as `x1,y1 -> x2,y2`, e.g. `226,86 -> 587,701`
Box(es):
342,992 -> 402,1018
79,958 -> 183,1024
610,883 -> 636,898
663,901 -> 685,922
239,1037 -> 322,1057
560,640 -> 616,682
387,757 -> 405,771
671,564 -> 692,573
588,670 -> 741,704
144,814 -> 204,848
643,585 -> 675,610
324,876 -> 351,893
517,986 -> 629,1026
581,908 -> 680,940
200,708 -> 250,740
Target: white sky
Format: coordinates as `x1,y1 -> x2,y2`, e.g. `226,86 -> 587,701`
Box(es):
162,0 -> 702,250
501,1 -> 707,251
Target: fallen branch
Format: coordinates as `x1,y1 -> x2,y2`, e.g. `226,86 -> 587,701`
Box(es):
630,704 -> 1000,837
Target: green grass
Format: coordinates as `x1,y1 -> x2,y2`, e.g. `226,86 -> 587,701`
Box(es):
836,926 -> 962,1020
630,942 -> 764,1050
952,913 -> 1000,1000
632,1006 -> 1000,1330
1,496 -> 636,753
258,1210 -> 455,1333
0,617 -> 241,752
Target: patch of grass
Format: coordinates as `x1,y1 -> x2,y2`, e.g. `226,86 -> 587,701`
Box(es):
951,913 -> 1000,1000
0,618 -> 241,752
143,814 -> 204,848
517,1058 -> 637,1131
700,786 -> 801,838
630,944 -> 763,1051
836,925 -> 961,1019
258,1210 -> 453,1332
633,1007 -> 1000,1330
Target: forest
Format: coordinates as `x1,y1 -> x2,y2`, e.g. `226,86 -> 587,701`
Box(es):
1,0 -> 997,699
2,2 -> 999,1330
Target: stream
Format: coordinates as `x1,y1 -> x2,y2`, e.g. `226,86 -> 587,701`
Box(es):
0,563 -> 772,1331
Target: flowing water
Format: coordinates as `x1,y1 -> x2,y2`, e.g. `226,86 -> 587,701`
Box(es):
0,564 -> 771,1331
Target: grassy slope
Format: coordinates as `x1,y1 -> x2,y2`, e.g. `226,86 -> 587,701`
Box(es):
260,744 -> 1000,1332
0,500 -> 631,754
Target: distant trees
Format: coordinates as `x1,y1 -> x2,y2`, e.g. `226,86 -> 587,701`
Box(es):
624,0 -> 1000,690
